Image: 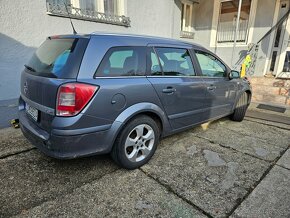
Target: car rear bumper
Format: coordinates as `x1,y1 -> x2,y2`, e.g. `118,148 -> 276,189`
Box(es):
19,111 -> 122,159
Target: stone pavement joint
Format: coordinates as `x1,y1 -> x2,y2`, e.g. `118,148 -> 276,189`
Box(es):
0,147 -> 36,160
227,144 -> 290,217
139,168 -> 214,218
245,117 -> 290,131
194,134 -> 271,163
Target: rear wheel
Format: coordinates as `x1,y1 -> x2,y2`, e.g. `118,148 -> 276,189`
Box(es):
111,115 -> 160,169
230,92 -> 248,122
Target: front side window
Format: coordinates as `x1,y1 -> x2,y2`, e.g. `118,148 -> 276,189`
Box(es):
148,48 -> 162,76
153,47 -> 195,76
96,47 -> 146,77
217,0 -> 252,43
195,50 -> 227,77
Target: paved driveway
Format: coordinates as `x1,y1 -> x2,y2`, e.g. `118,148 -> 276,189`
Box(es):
0,117 -> 289,217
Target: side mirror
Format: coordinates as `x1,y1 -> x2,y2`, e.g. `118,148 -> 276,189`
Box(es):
229,70 -> 240,79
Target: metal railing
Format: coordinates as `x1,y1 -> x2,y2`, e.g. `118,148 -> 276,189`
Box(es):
46,0 -> 131,27
217,20 -> 249,43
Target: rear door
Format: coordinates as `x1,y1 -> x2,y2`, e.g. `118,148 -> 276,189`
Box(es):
146,46 -> 207,130
193,49 -> 238,118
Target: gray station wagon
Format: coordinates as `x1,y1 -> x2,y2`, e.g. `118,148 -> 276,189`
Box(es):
19,33 -> 251,169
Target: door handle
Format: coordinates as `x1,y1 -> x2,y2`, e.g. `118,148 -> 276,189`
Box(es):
207,85 -> 216,91
162,87 -> 176,94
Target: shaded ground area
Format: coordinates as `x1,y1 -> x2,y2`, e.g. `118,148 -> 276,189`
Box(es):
0,117 -> 289,217
0,98 -> 18,129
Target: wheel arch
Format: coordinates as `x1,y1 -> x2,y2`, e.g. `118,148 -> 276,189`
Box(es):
107,102 -> 171,152
232,88 -> 252,111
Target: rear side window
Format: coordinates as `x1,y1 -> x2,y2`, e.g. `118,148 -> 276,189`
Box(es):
27,38 -> 79,78
95,47 -> 146,77
154,47 -> 195,76
195,50 -> 227,77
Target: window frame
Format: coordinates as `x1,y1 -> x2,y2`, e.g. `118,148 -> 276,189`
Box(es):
146,46 -> 197,77
193,49 -> 230,78
70,0 -> 125,15
210,0 -> 258,47
94,46 -> 147,78
180,0 -> 195,39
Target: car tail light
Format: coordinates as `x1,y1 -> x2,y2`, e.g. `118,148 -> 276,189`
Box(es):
56,83 -> 98,116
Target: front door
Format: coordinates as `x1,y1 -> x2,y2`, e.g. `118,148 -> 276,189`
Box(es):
146,46 -> 207,130
194,50 -> 237,119
268,0 -> 290,78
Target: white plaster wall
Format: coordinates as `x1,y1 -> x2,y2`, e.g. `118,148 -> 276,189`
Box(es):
0,0 -> 180,100
0,0 -> 277,100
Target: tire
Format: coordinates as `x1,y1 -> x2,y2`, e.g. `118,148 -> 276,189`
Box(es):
111,115 -> 160,170
230,92 -> 248,122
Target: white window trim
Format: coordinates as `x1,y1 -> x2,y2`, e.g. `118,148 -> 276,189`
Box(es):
210,0 -> 258,48
263,0 -> 281,75
181,0 -> 194,32
71,0 -> 126,15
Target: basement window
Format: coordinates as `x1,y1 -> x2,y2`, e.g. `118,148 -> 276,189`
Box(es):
46,0 -> 130,27
217,0 -> 252,43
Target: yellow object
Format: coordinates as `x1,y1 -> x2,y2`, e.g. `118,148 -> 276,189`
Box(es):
10,119 -> 20,129
241,63 -> 246,78
240,54 -> 252,78
244,55 -> 252,67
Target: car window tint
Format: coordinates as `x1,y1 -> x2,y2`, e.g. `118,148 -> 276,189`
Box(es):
27,38 -> 77,78
148,48 -> 162,75
96,47 -> 146,77
195,50 -> 227,77
155,47 -> 195,76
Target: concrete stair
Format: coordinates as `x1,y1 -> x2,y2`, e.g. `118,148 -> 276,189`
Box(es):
249,77 -> 290,106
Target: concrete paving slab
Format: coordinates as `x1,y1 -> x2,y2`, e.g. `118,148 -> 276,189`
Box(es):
0,150 -> 118,217
191,120 -> 287,161
0,98 -> 18,129
219,120 -> 290,148
141,135 -> 271,217
15,170 -> 206,218
0,127 -> 34,158
277,148 -> 290,170
232,165 -> 290,218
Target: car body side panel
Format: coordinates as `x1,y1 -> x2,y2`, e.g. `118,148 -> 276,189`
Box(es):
202,77 -> 238,118
76,77 -> 170,132
147,76 -> 207,130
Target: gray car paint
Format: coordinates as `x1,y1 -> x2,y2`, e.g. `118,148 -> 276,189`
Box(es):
19,33 -> 251,159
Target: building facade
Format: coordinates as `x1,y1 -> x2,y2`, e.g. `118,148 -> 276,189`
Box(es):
0,0 -> 289,103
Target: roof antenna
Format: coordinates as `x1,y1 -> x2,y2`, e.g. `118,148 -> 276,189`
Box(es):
63,0 -> 77,35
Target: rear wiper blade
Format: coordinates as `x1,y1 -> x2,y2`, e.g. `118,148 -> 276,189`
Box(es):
24,65 -> 36,72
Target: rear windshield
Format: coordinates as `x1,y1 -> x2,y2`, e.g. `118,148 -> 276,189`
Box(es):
26,38 -> 86,78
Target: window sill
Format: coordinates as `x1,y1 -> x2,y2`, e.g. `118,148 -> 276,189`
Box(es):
180,31 -> 195,39
46,2 -> 130,27
210,42 -> 248,48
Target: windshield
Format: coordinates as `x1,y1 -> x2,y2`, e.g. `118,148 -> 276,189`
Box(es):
26,38 -> 77,78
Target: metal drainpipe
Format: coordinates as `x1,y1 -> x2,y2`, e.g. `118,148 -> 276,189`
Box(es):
231,0 -> 243,68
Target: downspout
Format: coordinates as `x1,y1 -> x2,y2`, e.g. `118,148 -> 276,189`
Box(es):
231,0 -> 243,67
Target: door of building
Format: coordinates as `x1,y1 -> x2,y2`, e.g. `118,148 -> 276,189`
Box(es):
268,0 -> 290,78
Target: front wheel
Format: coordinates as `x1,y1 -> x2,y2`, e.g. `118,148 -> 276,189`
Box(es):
111,115 -> 160,169
230,92 -> 249,122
